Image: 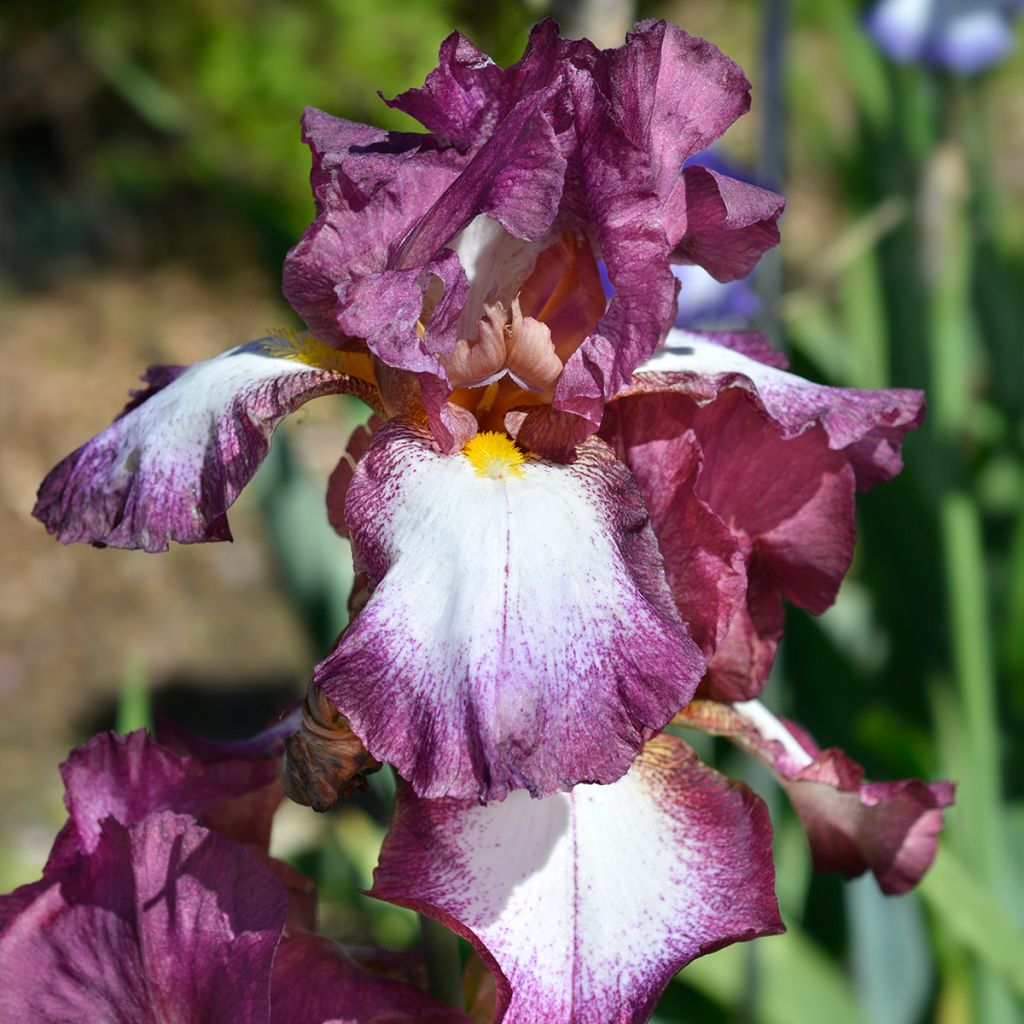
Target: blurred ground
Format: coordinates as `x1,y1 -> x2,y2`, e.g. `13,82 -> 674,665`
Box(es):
0,268 -> 352,877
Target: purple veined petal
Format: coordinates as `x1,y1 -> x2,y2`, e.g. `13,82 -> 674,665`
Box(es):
33,333 -> 379,552
602,383 -> 859,701
315,418 -> 704,801
676,700 -> 954,895
282,110 -> 468,348
49,724 -> 293,872
370,733 -> 783,1024
270,934 -> 470,1024
636,329 -> 926,489
0,812 -> 287,1024
604,21 -> 754,201
382,20 -> 591,150
665,167 -> 785,282
382,30 -> 509,148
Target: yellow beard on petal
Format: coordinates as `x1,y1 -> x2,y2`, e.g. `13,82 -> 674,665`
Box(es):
462,431 -> 526,480
263,327 -> 375,382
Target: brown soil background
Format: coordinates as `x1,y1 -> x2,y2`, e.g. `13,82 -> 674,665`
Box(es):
0,269 -> 353,882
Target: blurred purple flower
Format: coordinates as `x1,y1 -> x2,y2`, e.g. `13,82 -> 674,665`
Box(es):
867,0 -> 1020,73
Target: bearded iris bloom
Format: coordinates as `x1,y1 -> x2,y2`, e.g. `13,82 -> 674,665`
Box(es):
34,20 -> 789,803
25,18 -> 952,1024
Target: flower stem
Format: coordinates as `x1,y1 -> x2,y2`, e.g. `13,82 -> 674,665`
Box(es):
420,914 -> 463,1009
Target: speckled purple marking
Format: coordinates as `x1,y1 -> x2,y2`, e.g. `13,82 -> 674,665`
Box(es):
315,419 -> 706,801
370,733 -> 783,1023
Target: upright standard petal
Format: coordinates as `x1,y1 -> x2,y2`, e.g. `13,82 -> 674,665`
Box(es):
676,700 -> 954,894
0,813 -> 287,1024
283,23 -> 784,458
34,333 -> 379,551
370,734 -> 782,1024
282,110 -> 467,347
316,419 -> 704,801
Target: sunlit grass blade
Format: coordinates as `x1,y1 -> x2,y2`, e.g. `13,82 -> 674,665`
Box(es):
115,654 -> 152,734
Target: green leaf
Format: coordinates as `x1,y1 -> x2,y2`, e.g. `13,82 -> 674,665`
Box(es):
846,877 -> 932,1024
918,847 -> 1024,1000
680,924 -> 868,1024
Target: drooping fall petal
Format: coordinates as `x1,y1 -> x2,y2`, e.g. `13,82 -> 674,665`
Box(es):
676,699 -> 954,894
605,328 -> 923,698
604,384 -> 857,700
316,419 -> 704,800
370,734 -> 782,1024
33,334 -> 378,551
633,330 -> 925,487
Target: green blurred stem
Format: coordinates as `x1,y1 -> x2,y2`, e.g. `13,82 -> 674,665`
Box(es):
420,914 -> 463,1009
116,655 -> 152,734
939,494 -> 1005,883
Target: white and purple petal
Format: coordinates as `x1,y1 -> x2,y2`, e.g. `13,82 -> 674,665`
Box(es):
33,334 -> 377,551
677,699 -> 954,894
370,733 -> 782,1024
315,419 -> 704,801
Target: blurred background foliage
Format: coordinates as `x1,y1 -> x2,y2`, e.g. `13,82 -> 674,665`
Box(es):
0,1 -> 1021,1022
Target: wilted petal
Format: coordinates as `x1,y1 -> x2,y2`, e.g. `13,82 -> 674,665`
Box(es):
676,700 -> 954,894
0,813 -> 286,1024
33,334 -> 378,551
370,734 -> 782,1024
283,686 -> 382,813
316,419 -> 703,800
270,934 -> 469,1024
636,330 -> 925,488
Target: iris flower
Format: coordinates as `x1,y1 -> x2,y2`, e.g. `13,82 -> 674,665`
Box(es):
866,0 -> 1020,73
0,719 -> 469,1023
34,20 -> 788,803
28,19 -> 952,1023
